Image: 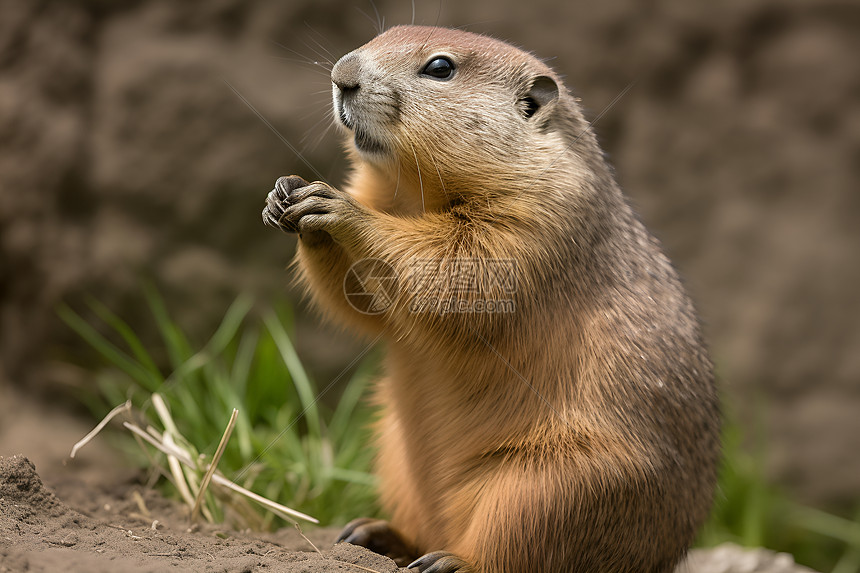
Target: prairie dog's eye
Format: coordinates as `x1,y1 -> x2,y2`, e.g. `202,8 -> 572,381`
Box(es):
421,56 -> 456,80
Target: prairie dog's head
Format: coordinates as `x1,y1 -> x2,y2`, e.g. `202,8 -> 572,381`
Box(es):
331,26 -> 589,211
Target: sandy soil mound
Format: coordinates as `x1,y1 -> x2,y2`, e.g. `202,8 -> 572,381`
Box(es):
0,455 -> 402,573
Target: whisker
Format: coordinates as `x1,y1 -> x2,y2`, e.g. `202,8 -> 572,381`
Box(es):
409,140 -> 425,213
303,22 -> 339,61
433,0 -> 443,27
269,41 -> 331,71
355,7 -> 382,35
418,3 -> 444,54
429,152 -> 449,203
300,39 -> 334,68
300,114 -> 333,143
368,0 -> 384,34
268,57 -> 332,79
300,110 -> 336,147
223,79 -> 328,183
393,159 -> 401,202
302,121 -> 337,154
291,87 -> 334,105
288,95 -> 333,114
454,19 -> 501,31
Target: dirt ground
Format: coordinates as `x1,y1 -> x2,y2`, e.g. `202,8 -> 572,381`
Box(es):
0,456 -> 401,572
0,388 -> 404,573
2,389 -> 821,573
0,462 -> 818,573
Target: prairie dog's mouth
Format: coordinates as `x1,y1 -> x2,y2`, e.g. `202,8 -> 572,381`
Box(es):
335,97 -> 353,130
334,94 -> 388,156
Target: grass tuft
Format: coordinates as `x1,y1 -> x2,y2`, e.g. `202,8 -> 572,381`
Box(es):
697,414 -> 860,572
60,288 -> 379,529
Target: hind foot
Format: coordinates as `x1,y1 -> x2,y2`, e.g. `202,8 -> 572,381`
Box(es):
336,517 -> 417,566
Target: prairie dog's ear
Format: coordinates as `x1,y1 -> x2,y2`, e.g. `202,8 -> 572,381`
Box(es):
520,75 -> 559,120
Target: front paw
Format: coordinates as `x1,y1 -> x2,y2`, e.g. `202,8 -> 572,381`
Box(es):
262,175 -> 310,233
408,551 -> 475,573
276,180 -> 362,244
336,518 -> 417,566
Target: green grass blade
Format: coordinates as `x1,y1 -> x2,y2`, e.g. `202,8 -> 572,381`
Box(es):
203,293 -> 254,358
163,293 -> 253,389
263,310 -> 321,441
58,304 -> 159,389
329,365 -> 372,443
327,467 -> 377,486
231,325 -> 259,399
84,296 -> 162,378
833,551 -> 860,573
143,283 -> 194,368
791,505 -> 860,547
832,508 -> 860,573
232,409 -> 254,462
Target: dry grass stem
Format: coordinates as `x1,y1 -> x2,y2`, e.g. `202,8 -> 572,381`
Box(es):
163,432 -> 196,508
131,490 -> 150,517
192,408 -> 238,522
69,400 -> 131,459
120,419 -> 318,524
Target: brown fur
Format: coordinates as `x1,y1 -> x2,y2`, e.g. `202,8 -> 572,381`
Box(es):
267,25 -> 720,573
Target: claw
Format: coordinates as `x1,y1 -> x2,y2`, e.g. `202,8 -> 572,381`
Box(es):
408,551 -> 472,573
335,518 -> 417,566
275,175 -> 310,199
336,517 -> 376,544
263,175 -> 311,233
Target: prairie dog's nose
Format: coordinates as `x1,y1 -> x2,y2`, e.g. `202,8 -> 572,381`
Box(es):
332,52 -> 362,92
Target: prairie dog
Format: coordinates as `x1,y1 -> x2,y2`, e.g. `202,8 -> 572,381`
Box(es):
263,25 -> 720,573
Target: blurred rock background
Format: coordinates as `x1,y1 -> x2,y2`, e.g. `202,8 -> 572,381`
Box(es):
0,0 -> 857,512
